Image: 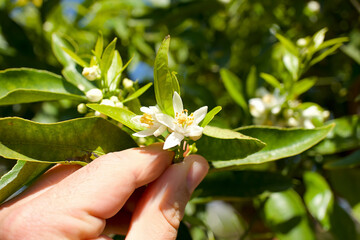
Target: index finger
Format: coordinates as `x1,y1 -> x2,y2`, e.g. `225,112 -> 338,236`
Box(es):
37,144 -> 174,219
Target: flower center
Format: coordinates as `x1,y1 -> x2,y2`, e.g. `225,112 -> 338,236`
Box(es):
140,113 -> 154,127
175,109 -> 194,127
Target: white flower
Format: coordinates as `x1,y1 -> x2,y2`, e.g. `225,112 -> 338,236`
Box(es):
132,106 -> 167,138
249,98 -> 266,117
82,65 -> 101,81
301,106 -> 330,129
156,92 -> 208,149
86,88 -> 103,102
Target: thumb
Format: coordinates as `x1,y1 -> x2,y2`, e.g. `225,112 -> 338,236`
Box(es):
125,155 -> 208,240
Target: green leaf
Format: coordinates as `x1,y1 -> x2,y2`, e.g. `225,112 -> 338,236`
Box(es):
101,38 -> 117,81
123,83 -> 153,103
194,171 -> 292,201
62,47 -> 89,68
87,104 -> 140,131
283,52 -> 299,80
154,36 -> 180,116
94,33 -> 104,60
275,33 -> 299,56
313,28 -> 328,49
317,37 -> 349,52
212,125 -> 333,170
0,160 -> 52,203
303,171 -> 333,230
310,43 -> 342,67
0,68 -> 85,105
220,69 -> 248,111
291,77 -> 317,97
341,44 -> 360,65
0,117 -> 137,164
324,150 -> 360,169
51,33 -> 75,67
62,66 -> 96,92
313,115 -> 360,155
196,126 -> 266,162
108,50 -> 123,91
261,189 -> 316,240
246,66 -> 257,98
260,72 -> 282,89
200,106 -> 222,127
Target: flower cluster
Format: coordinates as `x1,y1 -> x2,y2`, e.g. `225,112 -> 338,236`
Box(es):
132,92 -> 208,149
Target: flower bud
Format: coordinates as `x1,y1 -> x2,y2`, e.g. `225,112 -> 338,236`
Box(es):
86,88 -> 103,102
100,99 -> 115,107
110,96 -> 119,103
77,103 -> 87,114
122,78 -> 134,89
82,65 -> 101,81
115,102 -> 124,108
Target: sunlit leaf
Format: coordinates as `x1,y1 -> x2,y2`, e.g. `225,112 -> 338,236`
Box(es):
0,117 -> 136,164
94,33 -> 104,60
62,66 -> 95,92
201,106 -> 222,127
303,171 -> 333,230
291,77 -> 317,97
276,33 -> 299,56
313,28 -> 328,49
0,68 -> 85,105
246,66 -> 257,98
62,47 -> 89,68
261,189 -> 316,240
0,160 -> 52,203
122,83 -> 152,103
212,125 -> 333,170
196,126 -> 266,162
260,72 -> 282,89
220,69 -> 248,111
87,104 -> 140,131
51,33 -> 75,68
154,36 -> 180,116
101,38 -> 117,81
283,52 -> 299,80
108,50 -> 123,91
310,43 -> 342,67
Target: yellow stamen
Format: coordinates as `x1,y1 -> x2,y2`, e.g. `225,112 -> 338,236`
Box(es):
175,109 -> 194,127
140,113 -> 154,127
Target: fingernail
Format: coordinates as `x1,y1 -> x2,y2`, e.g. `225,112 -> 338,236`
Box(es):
186,156 -> 209,193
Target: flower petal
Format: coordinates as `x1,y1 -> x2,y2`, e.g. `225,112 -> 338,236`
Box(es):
133,128 -> 156,137
156,113 -> 176,130
193,106 -> 208,125
187,125 -> 204,138
173,91 -> 183,114
153,125 -> 167,137
140,106 -> 151,114
163,132 -> 184,149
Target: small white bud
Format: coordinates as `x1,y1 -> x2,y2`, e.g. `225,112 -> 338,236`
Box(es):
115,102 -> 124,108
296,38 -> 308,47
307,1 -> 320,12
77,103 -> 87,114
122,78 -> 134,89
110,96 -> 119,103
82,65 -> 101,81
100,99 -> 116,107
86,89 -> 103,102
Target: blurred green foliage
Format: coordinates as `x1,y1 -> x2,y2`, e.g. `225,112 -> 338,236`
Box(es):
0,0 -> 359,239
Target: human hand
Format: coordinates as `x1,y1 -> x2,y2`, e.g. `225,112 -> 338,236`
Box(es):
0,144 -> 209,240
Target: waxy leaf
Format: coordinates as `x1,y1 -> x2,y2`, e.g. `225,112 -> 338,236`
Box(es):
220,69 -> 248,111
310,43 -> 342,67
87,104 -> 140,131
314,115 -> 360,155
212,125 -> 333,170
303,171 -> 333,230
51,33 -> 75,68
194,171 -> 292,202
260,72 -> 282,90
261,189 -> 316,240
123,83 -> 153,103
304,173 -> 357,239
246,66 -> 257,98
0,68 -> 85,105
0,161 -> 52,203
62,48 -> 89,68
291,77 -> 316,97
196,126 -> 265,162
275,33 -> 299,56
201,106 -> 222,127
154,36 -> 180,116
0,117 -> 137,164
62,66 -> 96,92
0,117 -> 137,204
